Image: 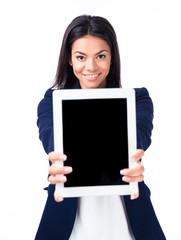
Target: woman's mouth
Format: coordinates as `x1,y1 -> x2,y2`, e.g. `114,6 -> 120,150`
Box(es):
83,73 -> 101,80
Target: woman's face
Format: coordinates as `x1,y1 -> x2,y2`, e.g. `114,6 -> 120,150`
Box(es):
70,35 -> 111,89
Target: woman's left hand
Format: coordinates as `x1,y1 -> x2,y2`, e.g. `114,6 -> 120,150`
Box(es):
120,149 -> 145,200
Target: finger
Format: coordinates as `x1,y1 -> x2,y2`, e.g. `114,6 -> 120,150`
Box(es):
120,162 -> 145,177
49,165 -> 73,175
131,192 -> 139,200
130,149 -> 144,162
48,152 -> 67,163
48,175 -> 67,184
122,174 -> 144,183
54,191 -> 64,202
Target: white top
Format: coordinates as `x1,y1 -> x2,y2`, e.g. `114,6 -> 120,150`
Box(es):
69,196 -> 135,240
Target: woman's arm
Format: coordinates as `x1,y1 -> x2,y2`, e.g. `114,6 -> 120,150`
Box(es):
37,89 -> 73,201
37,89 -> 54,154
135,87 -> 154,151
121,88 -> 154,199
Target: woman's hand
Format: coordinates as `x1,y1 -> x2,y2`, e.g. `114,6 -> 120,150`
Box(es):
120,149 -> 145,200
48,151 -> 73,202
48,149 -> 144,202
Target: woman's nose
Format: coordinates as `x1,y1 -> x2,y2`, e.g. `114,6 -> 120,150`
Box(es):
85,58 -> 98,71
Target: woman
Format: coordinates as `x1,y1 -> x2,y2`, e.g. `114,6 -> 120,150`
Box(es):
36,15 -> 166,240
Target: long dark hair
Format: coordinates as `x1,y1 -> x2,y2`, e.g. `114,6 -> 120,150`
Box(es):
52,15 -> 121,89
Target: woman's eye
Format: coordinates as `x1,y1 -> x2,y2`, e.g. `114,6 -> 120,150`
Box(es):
77,56 -> 85,61
97,54 -> 106,59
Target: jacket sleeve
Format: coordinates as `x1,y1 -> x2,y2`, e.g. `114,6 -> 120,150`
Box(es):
37,89 -> 54,154
135,87 -> 154,151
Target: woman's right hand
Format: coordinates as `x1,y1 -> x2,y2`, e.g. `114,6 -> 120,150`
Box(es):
48,151 -> 73,202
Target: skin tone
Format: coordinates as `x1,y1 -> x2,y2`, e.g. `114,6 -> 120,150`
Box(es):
70,35 -> 111,89
49,35 -> 145,202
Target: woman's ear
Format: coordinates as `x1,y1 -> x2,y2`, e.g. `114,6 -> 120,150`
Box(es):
68,59 -> 72,66
68,55 -> 72,66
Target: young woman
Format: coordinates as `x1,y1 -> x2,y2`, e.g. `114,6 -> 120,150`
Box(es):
36,15 -> 166,240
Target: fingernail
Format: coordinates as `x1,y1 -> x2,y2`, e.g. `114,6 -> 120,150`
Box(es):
59,176 -> 67,182
60,155 -> 67,161
57,196 -> 63,202
122,176 -> 130,182
130,156 -> 137,162
120,170 -> 128,175
131,193 -> 138,200
64,167 -> 73,173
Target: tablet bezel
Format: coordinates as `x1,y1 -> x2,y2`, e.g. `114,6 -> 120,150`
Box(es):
53,88 -> 138,197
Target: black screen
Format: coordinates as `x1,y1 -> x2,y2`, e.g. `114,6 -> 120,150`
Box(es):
62,98 -> 128,187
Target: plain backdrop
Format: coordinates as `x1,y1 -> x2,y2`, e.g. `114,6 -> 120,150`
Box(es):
0,0 -> 181,239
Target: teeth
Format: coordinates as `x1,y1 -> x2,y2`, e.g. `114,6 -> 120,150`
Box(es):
85,74 -> 99,78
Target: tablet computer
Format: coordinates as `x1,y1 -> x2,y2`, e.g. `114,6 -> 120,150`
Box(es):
53,88 -> 138,197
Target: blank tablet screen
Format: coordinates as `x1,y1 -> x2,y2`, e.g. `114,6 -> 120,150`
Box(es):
62,98 -> 129,188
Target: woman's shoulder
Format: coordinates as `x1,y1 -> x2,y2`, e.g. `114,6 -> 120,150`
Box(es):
134,87 -> 153,106
40,88 -> 55,103
134,87 -> 153,118
134,87 -> 150,98
44,88 -> 54,97
37,88 -> 55,114
39,87 -> 152,106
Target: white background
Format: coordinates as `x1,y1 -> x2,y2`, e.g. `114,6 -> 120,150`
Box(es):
0,0 -> 181,239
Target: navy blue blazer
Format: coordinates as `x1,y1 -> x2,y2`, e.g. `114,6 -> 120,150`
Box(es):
35,81 -> 166,240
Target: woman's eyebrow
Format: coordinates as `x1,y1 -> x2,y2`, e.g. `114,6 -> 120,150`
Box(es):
73,50 -> 109,55
96,50 -> 109,55
73,51 -> 86,55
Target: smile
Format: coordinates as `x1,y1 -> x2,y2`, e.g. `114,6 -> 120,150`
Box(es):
83,73 -> 101,79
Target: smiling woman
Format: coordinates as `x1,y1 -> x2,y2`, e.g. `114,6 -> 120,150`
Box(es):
70,35 -> 111,89
52,15 -> 121,89
36,15 -> 166,240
